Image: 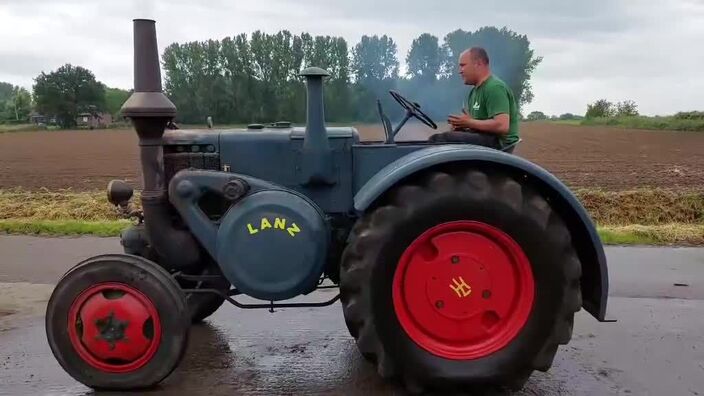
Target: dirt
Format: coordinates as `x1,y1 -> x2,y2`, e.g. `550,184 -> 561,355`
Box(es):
1,122 -> 703,191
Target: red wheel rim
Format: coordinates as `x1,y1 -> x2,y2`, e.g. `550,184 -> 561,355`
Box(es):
67,282 -> 161,373
392,221 -> 534,360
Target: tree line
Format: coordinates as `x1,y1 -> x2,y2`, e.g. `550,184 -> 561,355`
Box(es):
2,25 -> 541,128
162,26 -> 542,125
0,66 -> 131,128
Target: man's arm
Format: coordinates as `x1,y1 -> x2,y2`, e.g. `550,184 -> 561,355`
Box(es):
449,86 -> 511,135
464,113 -> 509,135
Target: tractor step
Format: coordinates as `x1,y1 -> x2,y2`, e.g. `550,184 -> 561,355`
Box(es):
174,271 -> 340,313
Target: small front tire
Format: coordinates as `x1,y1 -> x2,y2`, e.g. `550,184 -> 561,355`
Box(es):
46,254 -> 190,390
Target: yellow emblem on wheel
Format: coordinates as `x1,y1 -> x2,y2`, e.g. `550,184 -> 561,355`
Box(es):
450,277 -> 472,298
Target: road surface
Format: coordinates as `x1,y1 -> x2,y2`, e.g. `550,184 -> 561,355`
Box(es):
0,235 -> 703,395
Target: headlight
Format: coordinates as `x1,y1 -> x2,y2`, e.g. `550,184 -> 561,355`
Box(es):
107,179 -> 134,207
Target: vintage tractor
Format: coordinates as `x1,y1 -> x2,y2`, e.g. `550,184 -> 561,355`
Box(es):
45,19 -> 610,393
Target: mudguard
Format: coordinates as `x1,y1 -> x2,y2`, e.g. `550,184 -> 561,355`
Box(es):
354,145 -> 609,321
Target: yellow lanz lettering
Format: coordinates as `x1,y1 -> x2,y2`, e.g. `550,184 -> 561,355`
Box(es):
450,277 -> 472,298
287,223 -> 301,237
260,217 -> 272,230
247,217 -> 301,237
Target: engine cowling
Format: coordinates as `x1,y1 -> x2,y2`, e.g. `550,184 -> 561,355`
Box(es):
216,189 -> 328,301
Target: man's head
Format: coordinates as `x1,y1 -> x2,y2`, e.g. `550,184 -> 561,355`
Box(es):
458,47 -> 490,85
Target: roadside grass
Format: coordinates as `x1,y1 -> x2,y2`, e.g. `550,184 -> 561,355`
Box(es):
0,219 -> 131,237
597,224 -> 704,246
0,188 -> 122,221
2,187 -> 704,245
576,188 -> 704,225
0,218 -> 699,246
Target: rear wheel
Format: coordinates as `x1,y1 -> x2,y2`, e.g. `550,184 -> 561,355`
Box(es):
340,168 -> 582,392
46,254 -> 190,390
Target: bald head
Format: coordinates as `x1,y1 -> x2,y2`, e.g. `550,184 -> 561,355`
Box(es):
458,47 -> 491,85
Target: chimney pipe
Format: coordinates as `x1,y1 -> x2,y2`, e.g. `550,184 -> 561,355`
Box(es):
299,67 -> 335,186
121,18 -> 200,271
133,19 -> 163,92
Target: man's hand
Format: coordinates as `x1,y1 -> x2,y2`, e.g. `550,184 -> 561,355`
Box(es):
448,109 -> 473,131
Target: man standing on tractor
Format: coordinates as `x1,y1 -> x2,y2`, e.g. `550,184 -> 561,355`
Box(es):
428,47 -> 520,150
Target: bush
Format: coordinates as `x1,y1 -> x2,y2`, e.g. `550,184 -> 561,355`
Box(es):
615,100 -> 638,116
581,115 -> 704,132
526,111 -> 547,121
586,99 -> 615,118
674,111 -> 704,120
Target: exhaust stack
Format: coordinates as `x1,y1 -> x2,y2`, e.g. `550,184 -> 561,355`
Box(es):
300,67 -> 334,186
121,19 -> 200,271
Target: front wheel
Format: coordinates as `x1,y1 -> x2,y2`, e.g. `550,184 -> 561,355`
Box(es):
46,254 -> 190,390
340,168 -> 582,393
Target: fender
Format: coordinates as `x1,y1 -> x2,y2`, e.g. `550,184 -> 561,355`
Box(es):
354,145 -> 609,321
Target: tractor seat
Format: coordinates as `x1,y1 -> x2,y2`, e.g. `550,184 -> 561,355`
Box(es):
501,138 -> 522,154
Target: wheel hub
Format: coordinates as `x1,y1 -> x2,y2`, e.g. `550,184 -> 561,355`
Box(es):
393,221 -> 535,360
67,283 -> 161,373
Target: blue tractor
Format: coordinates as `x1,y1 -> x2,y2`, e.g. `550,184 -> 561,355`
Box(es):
45,19 -> 610,393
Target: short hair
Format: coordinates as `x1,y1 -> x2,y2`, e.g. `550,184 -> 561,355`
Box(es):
469,47 -> 490,65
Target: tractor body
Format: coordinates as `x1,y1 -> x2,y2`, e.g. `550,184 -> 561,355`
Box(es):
128,119 -> 608,319
45,18 -> 610,393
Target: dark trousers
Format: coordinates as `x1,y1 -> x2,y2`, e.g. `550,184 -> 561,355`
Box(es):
428,130 -> 501,149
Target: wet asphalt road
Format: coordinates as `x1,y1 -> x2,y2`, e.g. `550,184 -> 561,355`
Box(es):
1,236 -> 703,396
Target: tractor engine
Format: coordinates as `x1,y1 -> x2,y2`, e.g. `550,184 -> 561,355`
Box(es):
115,19 -> 331,301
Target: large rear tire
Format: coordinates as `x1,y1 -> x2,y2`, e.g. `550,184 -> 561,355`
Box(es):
340,168 -> 582,393
46,254 -> 190,390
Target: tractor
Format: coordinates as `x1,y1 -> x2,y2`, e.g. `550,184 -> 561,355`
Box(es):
45,19 -> 610,393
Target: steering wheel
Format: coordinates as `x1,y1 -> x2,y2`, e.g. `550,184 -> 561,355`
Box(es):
389,90 -> 437,130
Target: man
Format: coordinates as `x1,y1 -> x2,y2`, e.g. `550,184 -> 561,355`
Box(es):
429,47 -> 520,150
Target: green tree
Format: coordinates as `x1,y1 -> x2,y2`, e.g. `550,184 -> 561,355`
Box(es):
406,33 -> 443,82
526,111 -> 547,121
104,86 -> 130,118
616,100 -> 638,117
220,33 -> 257,123
351,35 -> 400,121
0,82 -> 13,102
5,87 -> 32,122
351,35 -> 399,84
33,64 -> 106,128
585,99 -> 615,118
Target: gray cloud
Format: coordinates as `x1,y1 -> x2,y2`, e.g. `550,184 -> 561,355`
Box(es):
0,0 -> 701,115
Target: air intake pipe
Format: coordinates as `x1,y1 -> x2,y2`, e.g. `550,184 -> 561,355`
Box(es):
300,67 -> 335,186
120,19 -> 201,271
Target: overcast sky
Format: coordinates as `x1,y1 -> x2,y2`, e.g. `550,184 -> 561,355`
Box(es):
1,0 -> 702,116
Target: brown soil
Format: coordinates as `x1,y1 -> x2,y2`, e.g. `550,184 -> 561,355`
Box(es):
1,122 -> 703,191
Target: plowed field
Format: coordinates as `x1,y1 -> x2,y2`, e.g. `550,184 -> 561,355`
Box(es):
1,122 -> 703,191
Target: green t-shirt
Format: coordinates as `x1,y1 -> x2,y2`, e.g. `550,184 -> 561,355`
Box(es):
465,75 -> 520,146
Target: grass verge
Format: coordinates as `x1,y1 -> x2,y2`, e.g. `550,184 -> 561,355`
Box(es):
597,224 -> 704,246
0,218 -> 701,246
0,219 -> 131,237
